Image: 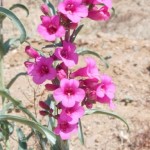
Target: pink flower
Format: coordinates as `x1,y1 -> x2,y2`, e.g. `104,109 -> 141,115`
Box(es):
53,78 -> 85,107
71,58 -> 100,79
25,56 -> 56,84
25,46 -> 39,58
61,102 -> 84,124
37,15 -> 66,41
54,114 -> 78,140
96,74 -> 115,109
58,0 -> 88,23
54,41 -> 78,68
88,6 -> 110,21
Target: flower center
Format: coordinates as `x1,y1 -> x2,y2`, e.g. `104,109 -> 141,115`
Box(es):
65,4 -> 75,13
40,65 -> 49,75
60,49 -> 69,59
48,25 -> 57,34
60,121 -> 69,131
65,107 -> 74,114
64,87 -> 75,96
101,84 -> 105,90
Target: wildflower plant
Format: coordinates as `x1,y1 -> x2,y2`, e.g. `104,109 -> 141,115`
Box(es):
0,0 -> 129,149
24,0 -> 128,149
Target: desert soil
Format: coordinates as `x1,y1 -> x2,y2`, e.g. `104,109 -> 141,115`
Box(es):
0,0 -> 150,150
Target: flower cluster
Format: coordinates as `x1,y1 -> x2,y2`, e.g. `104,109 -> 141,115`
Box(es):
24,0 -> 114,140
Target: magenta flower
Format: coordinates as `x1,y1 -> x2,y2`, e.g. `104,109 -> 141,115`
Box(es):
71,58 -> 100,79
25,46 -> 39,58
88,6 -> 110,21
54,114 -> 78,140
96,74 -> 115,109
58,0 -> 88,23
26,56 -> 56,84
61,102 -> 84,124
37,15 -> 66,41
54,41 -> 78,68
53,78 -> 85,107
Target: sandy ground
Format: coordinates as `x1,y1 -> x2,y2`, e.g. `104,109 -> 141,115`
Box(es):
0,0 -> 150,149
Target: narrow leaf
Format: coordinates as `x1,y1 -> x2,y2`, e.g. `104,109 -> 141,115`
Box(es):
3,38 -> 18,55
9,4 -> 29,17
76,49 -> 109,68
42,0 -> 56,15
0,88 -> 36,122
0,102 -> 14,115
78,119 -> 84,145
70,25 -> 84,42
0,115 -> 56,145
6,72 -> 27,89
0,7 -> 26,43
85,109 -> 129,131
46,95 -> 55,131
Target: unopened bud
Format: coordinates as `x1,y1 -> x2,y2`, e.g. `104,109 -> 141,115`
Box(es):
45,84 -> 59,91
41,4 -> 50,15
39,101 -> 50,110
39,110 -> 49,116
25,46 -> 39,58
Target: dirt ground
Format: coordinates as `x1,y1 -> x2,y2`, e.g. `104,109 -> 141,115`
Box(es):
1,0 -> 150,150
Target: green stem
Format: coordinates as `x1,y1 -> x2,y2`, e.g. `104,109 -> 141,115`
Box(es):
0,0 -> 4,105
60,140 -> 69,150
0,48 -> 4,89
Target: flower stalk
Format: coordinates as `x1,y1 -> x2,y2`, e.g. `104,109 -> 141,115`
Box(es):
0,0 -> 4,90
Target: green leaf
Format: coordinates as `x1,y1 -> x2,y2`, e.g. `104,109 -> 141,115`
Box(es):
42,0 -> 56,15
0,115 -> 56,145
3,38 -> 18,55
0,88 -> 36,122
0,102 -> 14,115
76,49 -> 109,68
0,7 -> 26,44
6,72 -> 27,89
85,109 -> 129,131
70,25 -> 84,42
78,119 -> 84,145
42,42 -> 62,49
9,4 -> 29,17
46,95 -> 55,131
0,121 -> 14,141
16,128 -> 27,150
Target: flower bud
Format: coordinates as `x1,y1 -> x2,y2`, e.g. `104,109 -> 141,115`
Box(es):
39,101 -> 50,110
40,4 -> 50,15
25,46 -> 39,58
39,110 -> 49,116
45,84 -> 59,91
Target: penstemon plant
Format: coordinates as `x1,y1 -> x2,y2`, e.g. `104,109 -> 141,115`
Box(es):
0,0 -> 129,150
24,0 -> 129,149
